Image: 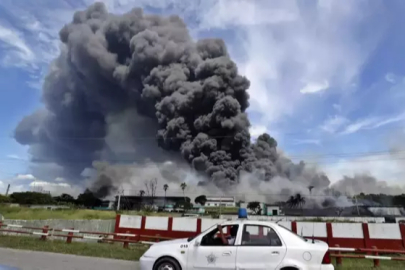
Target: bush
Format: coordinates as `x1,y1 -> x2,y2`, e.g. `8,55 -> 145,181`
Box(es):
10,192 -> 55,205
0,194 -> 11,203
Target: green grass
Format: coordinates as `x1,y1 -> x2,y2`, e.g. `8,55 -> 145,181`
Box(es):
0,205 -> 183,220
332,258 -> 405,269
0,206 -> 117,220
0,235 -> 148,261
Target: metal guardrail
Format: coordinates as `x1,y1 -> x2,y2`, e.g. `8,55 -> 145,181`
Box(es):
330,245 -> 405,267
0,222 -> 139,248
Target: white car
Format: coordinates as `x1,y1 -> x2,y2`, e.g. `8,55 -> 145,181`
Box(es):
140,219 -> 334,270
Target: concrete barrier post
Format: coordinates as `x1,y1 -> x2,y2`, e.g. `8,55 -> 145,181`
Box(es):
335,245 -> 342,267
40,226 -> 49,241
66,228 -> 74,244
372,246 -> 380,267
123,231 -> 130,249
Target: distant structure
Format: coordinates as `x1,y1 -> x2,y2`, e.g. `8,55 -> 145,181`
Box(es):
205,196 -> 235,207
240,202 -> 284,216
114,195 -> 190,210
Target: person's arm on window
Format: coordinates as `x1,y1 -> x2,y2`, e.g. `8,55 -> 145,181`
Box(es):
217,225 -> 228,245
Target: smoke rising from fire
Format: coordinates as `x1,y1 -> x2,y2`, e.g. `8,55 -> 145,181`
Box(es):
13,2 -> 402,205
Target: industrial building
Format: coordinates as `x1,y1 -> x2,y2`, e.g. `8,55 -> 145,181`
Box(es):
204,196 -> 236,207
114,195 -> 191,210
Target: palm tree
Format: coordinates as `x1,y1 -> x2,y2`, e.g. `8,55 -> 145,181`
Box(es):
180,182 -> 187,209
139,190 -> 145,209
286,196 -> 296,208
295,193 -> 306,209
163,184 -> 169,210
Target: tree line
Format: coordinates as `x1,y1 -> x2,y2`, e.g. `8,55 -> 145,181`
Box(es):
0,189 -> 104,208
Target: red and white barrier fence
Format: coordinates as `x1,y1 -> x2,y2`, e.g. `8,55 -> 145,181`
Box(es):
115,215 -> 405,250
0,221 -> 139,248
330,245 -> 405,267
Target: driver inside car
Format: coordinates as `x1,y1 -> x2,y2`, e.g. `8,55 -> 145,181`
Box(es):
217,225 -> 238,245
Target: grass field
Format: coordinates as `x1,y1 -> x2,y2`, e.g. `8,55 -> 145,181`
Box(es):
332,258 -> 405,269
0,235 -> 404,269
0,205 -> 183,220
0,235 -> 147,261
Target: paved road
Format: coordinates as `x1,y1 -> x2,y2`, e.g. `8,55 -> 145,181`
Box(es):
0,248 -> 140,270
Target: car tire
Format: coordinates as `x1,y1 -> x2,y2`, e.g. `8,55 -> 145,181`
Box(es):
154,257 -> 181,270
280,267 -> 298,270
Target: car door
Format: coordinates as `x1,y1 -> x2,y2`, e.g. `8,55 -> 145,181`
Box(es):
188,225 -> 238,270
236,224 -> 287,270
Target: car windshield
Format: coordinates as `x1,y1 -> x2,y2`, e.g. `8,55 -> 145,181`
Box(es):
276,224 -> 308,242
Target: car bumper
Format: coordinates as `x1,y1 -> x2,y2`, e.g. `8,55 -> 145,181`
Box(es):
320,264 -> 334,270
140,256 -> 156,270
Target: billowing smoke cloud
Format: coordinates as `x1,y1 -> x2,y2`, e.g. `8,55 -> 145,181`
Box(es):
13,3 -> 402,205
331,174 -> 405,196
14,2 -> 329,191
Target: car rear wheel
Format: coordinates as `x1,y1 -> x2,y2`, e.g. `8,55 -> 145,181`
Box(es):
154,257 -> 181,270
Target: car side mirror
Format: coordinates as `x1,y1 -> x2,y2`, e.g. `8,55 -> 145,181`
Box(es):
194,240 -> 200,247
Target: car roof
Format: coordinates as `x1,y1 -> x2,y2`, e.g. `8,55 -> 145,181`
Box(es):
221,219 -> 278,226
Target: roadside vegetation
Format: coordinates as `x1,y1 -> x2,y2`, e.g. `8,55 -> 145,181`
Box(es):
0,205 -> 184,220
332,258 -> 405,269
0,235 -> 148,261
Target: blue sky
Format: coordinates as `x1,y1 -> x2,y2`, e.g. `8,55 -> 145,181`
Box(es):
1,0 -> 405,194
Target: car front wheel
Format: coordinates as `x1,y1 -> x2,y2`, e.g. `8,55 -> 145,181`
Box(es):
154,257 -> 181,270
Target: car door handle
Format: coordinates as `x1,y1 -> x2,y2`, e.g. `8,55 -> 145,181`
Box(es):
271,251 -> 279,255
222,251 -> 232,256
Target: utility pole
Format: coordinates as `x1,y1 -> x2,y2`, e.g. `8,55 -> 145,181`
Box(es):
219,195 -> 223,218
355,195 -> 360,216
5,184 -> 10,196
117,188 -> 123,211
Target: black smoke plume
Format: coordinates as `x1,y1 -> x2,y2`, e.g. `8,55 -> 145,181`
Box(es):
14,2 -> 333,198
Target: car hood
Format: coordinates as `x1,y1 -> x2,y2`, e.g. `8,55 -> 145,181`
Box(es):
150,238 -> 189,247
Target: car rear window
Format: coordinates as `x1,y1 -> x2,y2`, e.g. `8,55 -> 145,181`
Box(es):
276,224 -> 308,242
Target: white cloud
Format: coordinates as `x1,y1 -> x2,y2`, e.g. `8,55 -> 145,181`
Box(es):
54,177 -> 65,182
6,154 -> 25,160
291,139 -> 321,146
0,24 -> 35,66
300,80 -> 329,94
332,104 -> 342,112
29,181 -> 70,188
341,113 -> 405,134
319,112 -> 405,135
15,174 -> 36,180
385,73 -> 396,84
249,125 -> 268,139
320,115 -> 349,133
29,180 -> 81,196
321,153 -> 405,187
195,0 -> 384,131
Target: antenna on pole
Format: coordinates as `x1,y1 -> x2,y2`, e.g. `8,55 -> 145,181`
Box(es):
312,222 -> 315,243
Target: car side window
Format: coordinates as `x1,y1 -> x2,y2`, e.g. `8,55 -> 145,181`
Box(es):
200,225 -> 237,246
241,225 -> 282,246
200,227 -> 225,246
